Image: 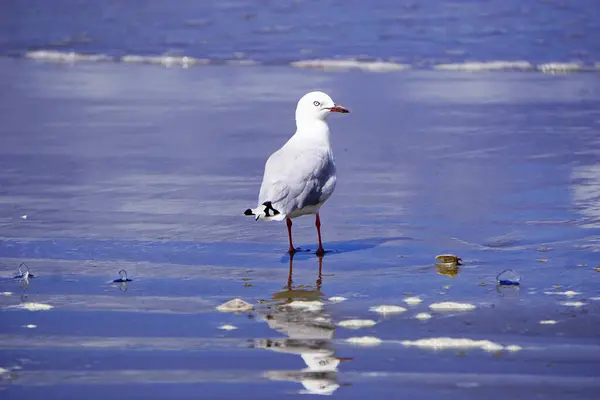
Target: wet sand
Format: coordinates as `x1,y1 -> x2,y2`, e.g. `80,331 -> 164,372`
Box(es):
1,59 -> 600,399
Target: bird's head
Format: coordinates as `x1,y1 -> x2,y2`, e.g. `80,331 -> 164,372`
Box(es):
295,91 -> 349,123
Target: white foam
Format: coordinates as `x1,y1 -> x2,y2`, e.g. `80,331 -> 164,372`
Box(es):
23,324 -> 37,329
433,61 -> 533,72
25,50 -> 113,63
404,297 -> 422,305
429,302 -> 476,311
286,301 -> 324,311
121,54 -> 210,67
216,298 -> 253,312
537,62 -> 586,73
1,292 -> 12,296
218,324 -> 237,331
401,337 -> 505,352
505,345 -> 522,352
590,297 -> 600,301
369,305 -> 407,314
21,215 -> 27,220
328,296 -> 347,303
290,59 -> 411,72
539,320 -> 557,325
415,312 -> 432,320
346,336 -> 382,346
544,290 -> 581,297
12,302 -> 54,311
560,301 -> 586,307
338,319 -> 377,329
225,59 -> 260,66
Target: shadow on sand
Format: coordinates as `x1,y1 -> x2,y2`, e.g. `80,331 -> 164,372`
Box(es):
278,236 -> 413,262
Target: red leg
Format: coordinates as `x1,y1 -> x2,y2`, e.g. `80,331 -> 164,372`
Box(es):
286,218 -> 296,254
315,213 -> 325,256
316,254 -> 323,289
287,252 -> 294,288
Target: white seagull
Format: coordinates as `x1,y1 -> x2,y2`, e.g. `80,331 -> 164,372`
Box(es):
244,91 -> 349,256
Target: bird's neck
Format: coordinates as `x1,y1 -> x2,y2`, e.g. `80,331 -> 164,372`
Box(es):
294,118 -> 331,145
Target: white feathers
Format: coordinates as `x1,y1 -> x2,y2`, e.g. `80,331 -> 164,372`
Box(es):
245,92 -> 347,221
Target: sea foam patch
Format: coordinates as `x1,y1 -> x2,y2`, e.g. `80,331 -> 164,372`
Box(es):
404,297 -> 422,305
544,290 -> 581,297
369,305 -> 407,314
537,63 -> 588,73
433,61 -> 533,71
10,303 -> 54,311
346,336 -> 382,346
328,296 -> 347,303
286,301 -> 324,311
338,319 -> 377,329
401,337 -> 520,352
122,55 -> 210,67
415,312 -> 432,320
290,59 -> 411,72
25,50 -> 113,63
429,302 -> 476,311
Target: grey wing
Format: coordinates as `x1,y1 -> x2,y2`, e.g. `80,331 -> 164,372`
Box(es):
258,148 -> 335,216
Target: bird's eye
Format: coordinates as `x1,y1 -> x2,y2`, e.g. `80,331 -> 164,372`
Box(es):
313,101 -> 321,107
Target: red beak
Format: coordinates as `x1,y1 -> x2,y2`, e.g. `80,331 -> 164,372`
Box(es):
328,104 -> 349,113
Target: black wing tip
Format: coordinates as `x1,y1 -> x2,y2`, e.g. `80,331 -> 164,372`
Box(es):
244,209 -> 254,216
262,201 -> 280,217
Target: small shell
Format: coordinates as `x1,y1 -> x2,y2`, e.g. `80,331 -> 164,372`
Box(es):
435,254 -> 462,264
436,263 -> 460,277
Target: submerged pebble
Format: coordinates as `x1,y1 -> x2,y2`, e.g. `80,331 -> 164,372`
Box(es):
369,305 -> 407,314
401,337 -> 505,352
404,297 -> 422,305
415,312 -> 432,320
429,302 -> 476,311
218,324 -> 238,331
338,319 -> 377,329
346,336 -> 382,346
216,298 -> 253,312
328,296 -> 347,303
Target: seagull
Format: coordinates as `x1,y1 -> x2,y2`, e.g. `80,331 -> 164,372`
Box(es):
244,91 -> 349,256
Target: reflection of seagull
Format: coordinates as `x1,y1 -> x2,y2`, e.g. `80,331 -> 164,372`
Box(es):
255,256 -> 351,395
244,91 -> 349,256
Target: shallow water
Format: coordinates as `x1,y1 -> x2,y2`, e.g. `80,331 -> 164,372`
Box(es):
1,60 -> 600,398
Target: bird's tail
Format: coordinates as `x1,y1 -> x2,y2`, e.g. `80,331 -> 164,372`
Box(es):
244,201 -> 285,221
